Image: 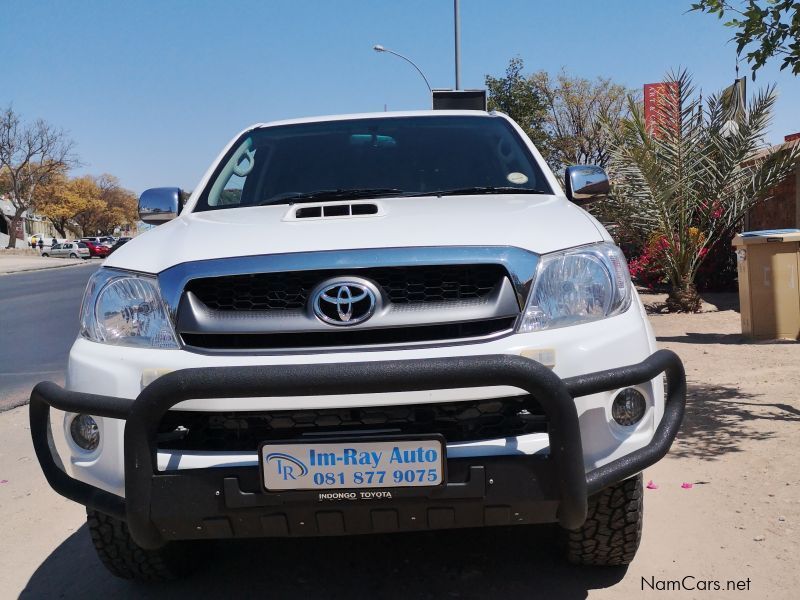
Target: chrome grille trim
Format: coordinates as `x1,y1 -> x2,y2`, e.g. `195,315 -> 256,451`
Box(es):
158,247 -> 539,352
158,246 -> 540,320
176,277 -> 519,336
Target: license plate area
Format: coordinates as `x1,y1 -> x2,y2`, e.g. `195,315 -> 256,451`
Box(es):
259,436 -> 446,492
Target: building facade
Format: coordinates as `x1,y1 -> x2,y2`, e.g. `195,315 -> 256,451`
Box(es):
746,135 -> 800,231
1,194 -> 79,243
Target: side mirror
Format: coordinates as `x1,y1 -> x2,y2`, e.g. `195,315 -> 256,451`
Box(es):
565,165 -> 610,206
138,188 -> 182,225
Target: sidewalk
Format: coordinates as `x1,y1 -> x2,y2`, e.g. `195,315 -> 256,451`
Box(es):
0,255 -> 87,275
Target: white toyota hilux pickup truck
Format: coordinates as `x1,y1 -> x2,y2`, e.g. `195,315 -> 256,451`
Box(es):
31,110 -> 685,581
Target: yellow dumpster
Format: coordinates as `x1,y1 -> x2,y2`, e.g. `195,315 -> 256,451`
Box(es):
733,229 -> 800,340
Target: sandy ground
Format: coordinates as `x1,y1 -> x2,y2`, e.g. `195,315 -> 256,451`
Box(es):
1,293 -> 798,599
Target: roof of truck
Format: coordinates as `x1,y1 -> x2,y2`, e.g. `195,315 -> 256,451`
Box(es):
248,109 -> 499,131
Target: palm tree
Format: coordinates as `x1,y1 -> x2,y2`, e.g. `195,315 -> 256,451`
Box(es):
602,71 -> 799,312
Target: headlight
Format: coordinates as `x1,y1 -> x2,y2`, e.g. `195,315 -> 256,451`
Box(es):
518,242 -> 632,333
79,268 -> 179,349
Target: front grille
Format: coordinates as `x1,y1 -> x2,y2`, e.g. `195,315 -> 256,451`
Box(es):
157,396 -> 547,451
181,317 -> 515,350
186,264 -> 505,312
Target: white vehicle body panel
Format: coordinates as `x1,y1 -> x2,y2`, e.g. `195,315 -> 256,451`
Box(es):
106,194 -> 604,274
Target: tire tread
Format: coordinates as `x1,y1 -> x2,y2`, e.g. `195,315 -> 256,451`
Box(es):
563,473 -> 643,566
86,509 -> 192,581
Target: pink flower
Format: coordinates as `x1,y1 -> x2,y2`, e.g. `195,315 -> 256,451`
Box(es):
681,482 -> 693,489
646,480 -> 659,490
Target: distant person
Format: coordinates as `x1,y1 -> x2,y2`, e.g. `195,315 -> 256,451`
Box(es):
38,239 -> 44,250
52,237 -> 57,246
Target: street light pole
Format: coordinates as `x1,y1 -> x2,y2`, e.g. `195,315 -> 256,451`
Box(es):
454,0 -> 462,90
372,45 -> 432,93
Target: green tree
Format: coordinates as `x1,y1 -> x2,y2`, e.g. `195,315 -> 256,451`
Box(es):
485,58 -> 550,157
691,0 -> 800,77
602,70 -> 800,311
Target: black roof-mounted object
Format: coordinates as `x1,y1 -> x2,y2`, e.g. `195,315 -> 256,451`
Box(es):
432,89 -> 487,111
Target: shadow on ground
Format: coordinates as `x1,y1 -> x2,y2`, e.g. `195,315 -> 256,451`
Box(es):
656,332 -> 748,345
657,331 -> 798,345
21,524 -> 626,599
699,293 -> 740,312
670,383 -> 799,461
642,292 -> 739,315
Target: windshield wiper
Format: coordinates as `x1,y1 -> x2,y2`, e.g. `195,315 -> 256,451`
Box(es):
258,188 -> 405,206
411,186 -> 550,197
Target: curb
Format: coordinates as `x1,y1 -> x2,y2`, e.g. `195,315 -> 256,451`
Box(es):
0,260 -> 95,276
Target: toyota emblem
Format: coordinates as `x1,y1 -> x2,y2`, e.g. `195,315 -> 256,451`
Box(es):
312,279 -> 377,326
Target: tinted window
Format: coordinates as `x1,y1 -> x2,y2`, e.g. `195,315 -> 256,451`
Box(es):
77,243 -> 88,248
196,115 -> 550,211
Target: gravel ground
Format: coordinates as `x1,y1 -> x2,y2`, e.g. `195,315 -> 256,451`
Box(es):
0,292 -> 797,599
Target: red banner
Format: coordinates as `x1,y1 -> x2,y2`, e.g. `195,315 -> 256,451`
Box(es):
644,82 -> 679,136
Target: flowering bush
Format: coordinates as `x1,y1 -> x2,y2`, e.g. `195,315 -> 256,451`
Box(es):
627,239 -> 665,289
626,229 -> 735,292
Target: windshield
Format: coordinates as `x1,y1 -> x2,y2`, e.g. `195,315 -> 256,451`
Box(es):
196,115 -> 551,211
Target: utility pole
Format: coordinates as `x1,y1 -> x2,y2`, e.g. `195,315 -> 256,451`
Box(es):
454,0 -> 462,89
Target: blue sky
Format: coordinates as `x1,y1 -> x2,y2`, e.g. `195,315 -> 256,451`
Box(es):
2,0 -> 798,194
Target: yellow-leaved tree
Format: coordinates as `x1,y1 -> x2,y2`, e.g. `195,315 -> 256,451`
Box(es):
37,174 -> 137,237
36,173 -> 102,238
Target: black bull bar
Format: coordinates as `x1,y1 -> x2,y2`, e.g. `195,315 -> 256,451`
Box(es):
30,350 -> 685,549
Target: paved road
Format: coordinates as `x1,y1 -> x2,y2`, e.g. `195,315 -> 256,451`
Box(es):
0,262 -> 100,410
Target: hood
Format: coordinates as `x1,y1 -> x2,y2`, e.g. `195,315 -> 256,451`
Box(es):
106,194 -> 608,273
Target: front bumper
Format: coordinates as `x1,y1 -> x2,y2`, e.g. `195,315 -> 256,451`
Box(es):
30,350 -> 685,549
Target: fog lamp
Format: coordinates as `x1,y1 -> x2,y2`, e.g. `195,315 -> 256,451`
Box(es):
611,389 -> 646,426
70,414 -> 100,451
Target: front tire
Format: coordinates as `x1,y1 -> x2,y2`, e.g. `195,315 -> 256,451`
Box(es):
69,252 -> 78,258
41,253 -> 49,257
561,473 -> 643,566
87,509 -> 201,581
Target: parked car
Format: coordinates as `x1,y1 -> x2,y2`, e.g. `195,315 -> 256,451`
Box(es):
41,241 -> 90,259
30,110 -> 687,581
77,240 -> 111,258
106,237 -> 131,254
81,236 -> 114,247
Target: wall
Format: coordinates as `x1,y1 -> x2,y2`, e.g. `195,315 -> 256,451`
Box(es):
746,165 -> 799,230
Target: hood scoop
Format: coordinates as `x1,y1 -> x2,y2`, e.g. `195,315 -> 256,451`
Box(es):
285,201 -> 383,221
